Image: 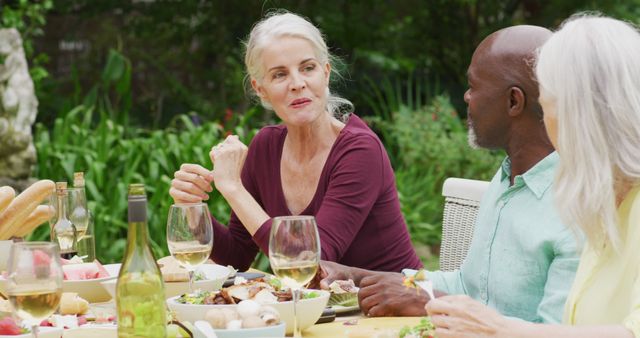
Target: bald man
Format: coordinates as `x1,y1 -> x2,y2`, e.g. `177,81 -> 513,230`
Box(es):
316,26 -> 580,323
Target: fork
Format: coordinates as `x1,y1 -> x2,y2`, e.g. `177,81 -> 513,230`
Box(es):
414,278 -> 436,301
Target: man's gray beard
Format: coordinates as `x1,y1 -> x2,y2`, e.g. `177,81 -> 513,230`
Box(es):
467,124 -> 480,149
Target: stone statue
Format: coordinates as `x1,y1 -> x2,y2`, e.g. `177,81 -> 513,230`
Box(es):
0,28 -> 38,190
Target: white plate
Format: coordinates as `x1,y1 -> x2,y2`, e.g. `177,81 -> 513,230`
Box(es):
0,264 -> 120,304
0,326 -> 63,338
200,322 -> 286,338
101,263 -> 230,300
62,325 -> 117,338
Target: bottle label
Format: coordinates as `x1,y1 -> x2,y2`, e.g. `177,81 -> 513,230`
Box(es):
128,199 -> 147,222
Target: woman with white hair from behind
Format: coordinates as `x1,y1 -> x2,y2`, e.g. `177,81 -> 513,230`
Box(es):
170,11 -> 422,273
423,14 -> 640,338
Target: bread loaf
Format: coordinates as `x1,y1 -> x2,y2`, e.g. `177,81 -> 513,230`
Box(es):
59,292 -> 89,315
0,180 -> 55,240
158,256 -> 190,282
14,205 -> 55,238
0,299 -> 11,313
0,186 -> 15,215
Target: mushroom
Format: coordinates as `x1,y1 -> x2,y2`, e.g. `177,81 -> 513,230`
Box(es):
226,319 -> 243,330
204,308 -> 227,329
242,315 -> 267,329
258,305 -> 281,326
237,300 -> 261,319
221,308 -> 239,324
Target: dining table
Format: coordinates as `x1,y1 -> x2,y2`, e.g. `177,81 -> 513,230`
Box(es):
303,313 -> 424,337
57,302 -> 424,338
19,265 -> 427,338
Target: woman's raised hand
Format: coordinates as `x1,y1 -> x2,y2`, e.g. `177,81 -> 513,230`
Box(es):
209,135 -> 248,196
169,164 -> 214,203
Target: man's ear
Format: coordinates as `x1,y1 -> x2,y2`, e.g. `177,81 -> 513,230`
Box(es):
508,86 -> 526,117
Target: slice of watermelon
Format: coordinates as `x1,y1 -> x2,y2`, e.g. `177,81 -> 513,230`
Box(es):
62,261 -> 110,280
93,260 -> 110,278
62,263 -> 99,280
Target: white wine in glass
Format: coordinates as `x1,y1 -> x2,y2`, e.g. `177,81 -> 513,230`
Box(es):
166,203 -> 213,292
7,242 -> 63,338
269,216 -> 321,337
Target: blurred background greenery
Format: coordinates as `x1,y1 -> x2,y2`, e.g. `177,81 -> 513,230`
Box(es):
3,0 -> 638,269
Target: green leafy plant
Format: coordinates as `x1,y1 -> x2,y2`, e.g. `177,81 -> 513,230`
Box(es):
30,105 -> 261,264
367,96 -> 503,248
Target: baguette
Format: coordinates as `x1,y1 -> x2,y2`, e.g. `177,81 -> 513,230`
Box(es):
0,186 -> 15,215
13,205 -> 55,238
158,256 -> 190,282
0,180 -> 55,240
59,292 -> 89,315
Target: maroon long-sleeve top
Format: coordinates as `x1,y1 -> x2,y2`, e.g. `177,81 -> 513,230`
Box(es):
211,114 -> 422,272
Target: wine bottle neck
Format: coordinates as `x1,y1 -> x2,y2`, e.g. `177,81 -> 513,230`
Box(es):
56,193 -> 68,220
127,197 -> 150,248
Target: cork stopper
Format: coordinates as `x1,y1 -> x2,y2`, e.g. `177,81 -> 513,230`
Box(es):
73,172 -> 85,188
56,181 -> 68,195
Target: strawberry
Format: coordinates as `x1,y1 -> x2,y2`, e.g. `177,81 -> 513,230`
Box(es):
0,317 -> 23,335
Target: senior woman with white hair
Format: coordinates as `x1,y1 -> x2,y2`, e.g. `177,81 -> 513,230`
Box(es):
424,14 -> 640,338
169,11 -> 422,272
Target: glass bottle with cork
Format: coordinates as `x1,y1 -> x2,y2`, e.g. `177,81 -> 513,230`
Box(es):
116,184 -> 167,338
70,172 -> 95,261
50,182 -> 78,259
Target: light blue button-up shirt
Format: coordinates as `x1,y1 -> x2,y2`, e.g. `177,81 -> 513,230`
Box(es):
428,152 -> 579,323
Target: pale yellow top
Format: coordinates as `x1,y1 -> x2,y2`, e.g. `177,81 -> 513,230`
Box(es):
564,185 -> 640,336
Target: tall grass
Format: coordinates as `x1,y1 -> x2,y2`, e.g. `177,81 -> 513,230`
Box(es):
366,88 -> 503,248
30,105 -> 259,263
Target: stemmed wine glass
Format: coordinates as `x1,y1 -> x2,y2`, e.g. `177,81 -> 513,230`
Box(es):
269,216 -> 321,338
166,203 -> 213,293
6,242 -> 63,338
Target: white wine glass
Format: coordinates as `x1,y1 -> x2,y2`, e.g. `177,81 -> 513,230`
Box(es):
166,203 -> 213,293
269,216 -> 321,338
6,242 -> 63,338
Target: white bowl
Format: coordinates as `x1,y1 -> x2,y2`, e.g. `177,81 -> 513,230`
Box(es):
0,240 -> 12,272
167,289 -> 330,335
0,264 -> 120,304
200,322 -> 285,338
101,263 -> 230,300
61,263 -> 120,303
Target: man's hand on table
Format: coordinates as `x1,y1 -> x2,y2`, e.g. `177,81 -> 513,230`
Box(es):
358,273 -> 441,317
309,260 -> 375,289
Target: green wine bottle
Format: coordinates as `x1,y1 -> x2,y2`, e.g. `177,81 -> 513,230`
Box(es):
116,184 -> 167,337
